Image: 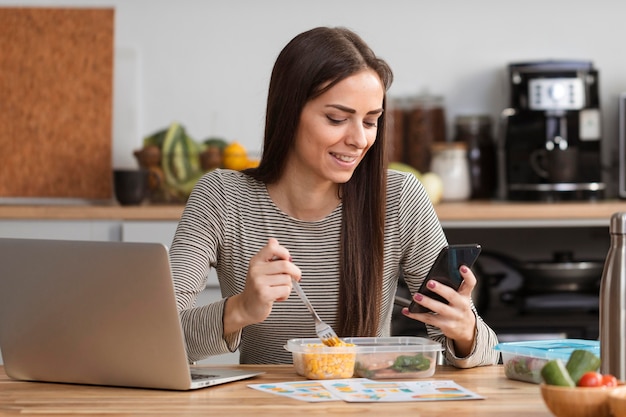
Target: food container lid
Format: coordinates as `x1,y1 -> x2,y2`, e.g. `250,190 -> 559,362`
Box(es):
285,336 -> 442,354
494,339 -> 599,360
284,338 -> 358,353
344,336 -> 443,353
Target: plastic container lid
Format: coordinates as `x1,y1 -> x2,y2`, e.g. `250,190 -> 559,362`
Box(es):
285,336 -> 443,354
284,338 -> 358,354
494,339 -> 599,360
345,336 -> 443,353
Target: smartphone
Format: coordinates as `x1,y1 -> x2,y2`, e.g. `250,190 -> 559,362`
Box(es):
408,243 -> 482,314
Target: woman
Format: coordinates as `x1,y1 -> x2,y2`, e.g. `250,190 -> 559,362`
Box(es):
170,26 -> 499,367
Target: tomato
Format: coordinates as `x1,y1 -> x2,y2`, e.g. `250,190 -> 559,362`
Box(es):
577,371 -> 603,387
601,374 -> 618,387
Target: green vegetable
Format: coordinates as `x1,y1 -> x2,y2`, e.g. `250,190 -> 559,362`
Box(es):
541,359 -> 575,387
143,128 -> 168,148
566,349 -> 602,385
141,122 -> 204,201
390,353 -> 431,373
353,363 -> 376,379
161,123 -> 201,185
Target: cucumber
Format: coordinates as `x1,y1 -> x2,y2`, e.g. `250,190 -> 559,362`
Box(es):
566,349 -> 601,385
541,359 -> 575,387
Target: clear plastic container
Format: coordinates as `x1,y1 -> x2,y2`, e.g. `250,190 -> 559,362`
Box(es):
347,336 -> 442,379
284,338 -> 357,380
285,337 -> 443,380
494,339 -> 600,384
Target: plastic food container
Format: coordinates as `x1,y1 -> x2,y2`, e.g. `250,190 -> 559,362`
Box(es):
285,337 -> 443,380
348,336 -> 442,379
494,339 -> 600,384
284,338 -> 358,380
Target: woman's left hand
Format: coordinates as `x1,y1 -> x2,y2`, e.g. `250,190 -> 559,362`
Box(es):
402,265 -> 477,357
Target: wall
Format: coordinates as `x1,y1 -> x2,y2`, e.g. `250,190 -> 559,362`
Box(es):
3,0 -> 626,191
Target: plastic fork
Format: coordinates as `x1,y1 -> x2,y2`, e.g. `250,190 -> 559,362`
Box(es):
291,278 -> 342,347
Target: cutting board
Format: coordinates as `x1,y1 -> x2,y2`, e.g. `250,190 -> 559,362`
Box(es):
0,7 -> 114,201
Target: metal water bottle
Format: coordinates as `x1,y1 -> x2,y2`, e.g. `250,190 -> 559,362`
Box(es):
600,212 -> 626,380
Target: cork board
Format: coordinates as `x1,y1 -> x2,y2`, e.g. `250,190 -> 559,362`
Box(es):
0,7 -> 114,200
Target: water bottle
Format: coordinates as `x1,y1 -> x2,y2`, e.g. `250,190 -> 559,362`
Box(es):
600,212 -> 626,380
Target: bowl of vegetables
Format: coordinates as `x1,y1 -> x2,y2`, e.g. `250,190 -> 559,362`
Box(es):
609,386 -> 626,417
540,349 -> 622,417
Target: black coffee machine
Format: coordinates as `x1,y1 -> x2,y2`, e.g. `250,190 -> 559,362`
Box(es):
498,60 -> 605,201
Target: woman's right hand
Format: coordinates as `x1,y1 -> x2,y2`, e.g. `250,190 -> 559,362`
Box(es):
223,238 -> 301,334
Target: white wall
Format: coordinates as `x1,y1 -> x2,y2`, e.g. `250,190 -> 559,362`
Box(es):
4,0 -> 626,186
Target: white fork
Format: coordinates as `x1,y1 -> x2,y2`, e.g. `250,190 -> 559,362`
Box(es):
291,278 -> 342,347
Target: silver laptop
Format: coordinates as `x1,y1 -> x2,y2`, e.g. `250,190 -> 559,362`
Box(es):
0,237 -> 263,390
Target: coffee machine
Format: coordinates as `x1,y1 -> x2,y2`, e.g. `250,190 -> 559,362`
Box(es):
498,60 -> 605,200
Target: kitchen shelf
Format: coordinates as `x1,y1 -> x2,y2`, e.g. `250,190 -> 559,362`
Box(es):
435,200 -> 626,228
0,200 -> 624,227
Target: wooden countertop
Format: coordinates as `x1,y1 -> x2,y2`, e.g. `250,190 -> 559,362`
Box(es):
0,200 -> 625,224
0,364 -> 552,416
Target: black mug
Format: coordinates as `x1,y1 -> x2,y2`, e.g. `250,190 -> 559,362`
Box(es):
530,147 -> 579,183
113,169 -> 150,206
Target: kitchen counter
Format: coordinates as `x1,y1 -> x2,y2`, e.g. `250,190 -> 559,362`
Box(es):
0,364 -> 552,416
0,200 -> 625,225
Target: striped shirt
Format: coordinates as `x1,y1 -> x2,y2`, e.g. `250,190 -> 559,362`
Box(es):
170,168 -> 499,367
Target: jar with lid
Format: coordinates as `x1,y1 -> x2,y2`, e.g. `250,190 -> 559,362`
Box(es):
454,115 -> 497,199
430,142 -> 471,201
405,94 -> 447,173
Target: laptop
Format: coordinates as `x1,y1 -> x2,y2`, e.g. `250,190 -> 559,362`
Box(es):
0,237 -> 263,390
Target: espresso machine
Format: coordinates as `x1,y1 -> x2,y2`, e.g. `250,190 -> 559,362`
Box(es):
498,60 -> 605,200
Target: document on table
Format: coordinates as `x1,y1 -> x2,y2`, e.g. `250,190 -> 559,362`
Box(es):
248,378 -> 484,403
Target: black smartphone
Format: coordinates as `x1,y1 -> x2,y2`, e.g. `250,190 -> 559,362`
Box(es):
408,243 -> 482,314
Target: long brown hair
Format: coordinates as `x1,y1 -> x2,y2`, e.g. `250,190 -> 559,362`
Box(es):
244,27 -> 393,336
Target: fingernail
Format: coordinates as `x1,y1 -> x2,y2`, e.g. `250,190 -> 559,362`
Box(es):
460,265 -> 468,273
413,293 -> 423,302
289,256 -> 293,262
427,280 -> 436,289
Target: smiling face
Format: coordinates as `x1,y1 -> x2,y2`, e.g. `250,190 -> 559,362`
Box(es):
288,69 -> 385,186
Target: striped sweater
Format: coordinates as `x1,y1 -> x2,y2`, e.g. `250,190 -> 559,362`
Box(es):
170,168 -> 499,367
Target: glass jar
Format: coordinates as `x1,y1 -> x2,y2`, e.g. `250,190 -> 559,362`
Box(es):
431,142 -> 471,201
454,115 -> 497,199
405,94 -> 447,173
385,97 -> 409,164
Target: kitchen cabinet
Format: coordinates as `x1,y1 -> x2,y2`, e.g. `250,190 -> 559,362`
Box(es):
0,219 -> 121,241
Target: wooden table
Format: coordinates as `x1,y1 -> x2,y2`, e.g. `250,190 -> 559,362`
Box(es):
0,364 -> 553,416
